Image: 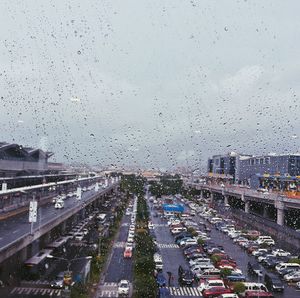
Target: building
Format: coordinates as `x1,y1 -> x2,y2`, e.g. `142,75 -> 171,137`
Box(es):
239,153 -> 300,188
0,142 -> 53,176
207,152 -> 300,189
207,152 -> 252,182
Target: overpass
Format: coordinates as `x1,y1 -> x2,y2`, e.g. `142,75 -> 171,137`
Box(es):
0,176 -> 120,264
185,181 -> 300,226
185,180 -> 300,251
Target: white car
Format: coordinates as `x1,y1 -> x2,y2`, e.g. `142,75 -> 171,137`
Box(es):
180,238 -> 197,247
148,222 -> 154,229
252,249 -> 268,256
189,258 -> 211,267
283,271 -> 300,282
272,249 -> 291,257
127,236 -> 134,243
118,280 -> 130,296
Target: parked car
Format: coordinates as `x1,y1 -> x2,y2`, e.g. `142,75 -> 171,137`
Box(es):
283,270 -> 300,282
247,262 -> 263,277
202,287 -> 232,298
178,265 -> 194,286
264,273 -> 284,292
272,249 -> 291,257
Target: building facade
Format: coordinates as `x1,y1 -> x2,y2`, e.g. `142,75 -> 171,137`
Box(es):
0,142 -> 53,176
207,152 -> 300,188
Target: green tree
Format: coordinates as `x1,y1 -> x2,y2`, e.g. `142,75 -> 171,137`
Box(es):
233,282 -> 246,294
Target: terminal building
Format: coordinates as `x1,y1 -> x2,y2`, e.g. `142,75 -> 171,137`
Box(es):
207,152 -> 300,195
0,142 -> 53,177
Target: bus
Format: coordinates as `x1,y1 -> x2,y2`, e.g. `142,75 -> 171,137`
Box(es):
22,249 -> 53,280
45,236 -> 70,256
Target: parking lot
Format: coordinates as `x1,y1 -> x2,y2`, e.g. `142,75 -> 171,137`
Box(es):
149,192 -> 300,298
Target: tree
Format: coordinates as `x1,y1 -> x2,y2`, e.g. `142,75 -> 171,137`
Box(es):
233,282 -> 246,294
197,238 -> 205,246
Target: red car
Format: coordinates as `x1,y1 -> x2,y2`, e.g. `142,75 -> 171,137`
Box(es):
123,248 -> 132,258
215,260 -> 237,269
202,286 -> 233,298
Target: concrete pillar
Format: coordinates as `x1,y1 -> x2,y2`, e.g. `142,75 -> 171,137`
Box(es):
245,201 -> 250,213
61,221 -> 67,235
275,200 -> 285,226
277,208 -> 284,226
224,195 -> 229,206
241,193 -> 245,202
200,190 -> 203,200
2,182 -> 7,191
263,206 -> 268,218
19,246 -> 28,262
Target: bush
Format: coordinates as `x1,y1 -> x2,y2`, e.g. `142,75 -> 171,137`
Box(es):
210,255 -> 221,264
288,258 -> 300,264
233,282 -> 246,294
197,238 -> 205,246
220,268 -> 232,277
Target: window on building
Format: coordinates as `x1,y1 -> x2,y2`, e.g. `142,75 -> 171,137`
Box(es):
260,158 -> 264,165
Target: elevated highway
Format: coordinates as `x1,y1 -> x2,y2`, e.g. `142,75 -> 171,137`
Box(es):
185,181 -> 300,227
0,178 -> 120,264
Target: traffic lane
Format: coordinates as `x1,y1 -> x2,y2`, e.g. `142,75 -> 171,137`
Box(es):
104,212 -> 133,283
0,189 -> 104,249
196,216 -> 300,298
105,247 -> 133,283
117,217 -> 130,243
150,210 -> 188,287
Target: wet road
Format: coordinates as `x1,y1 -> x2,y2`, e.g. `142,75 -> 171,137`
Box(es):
104,214 -> 133,283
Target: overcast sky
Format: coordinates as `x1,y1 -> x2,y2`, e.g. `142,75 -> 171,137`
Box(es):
0,0 -> 300,171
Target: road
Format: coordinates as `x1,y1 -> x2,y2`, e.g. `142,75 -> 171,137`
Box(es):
0,185 -> 114,252
95,200 -> 134,297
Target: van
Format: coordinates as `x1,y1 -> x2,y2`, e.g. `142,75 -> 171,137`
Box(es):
275,262 -> 300,273
239,283 -> 268,297
198,269 -> 221,279
256,236 -> 274,245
